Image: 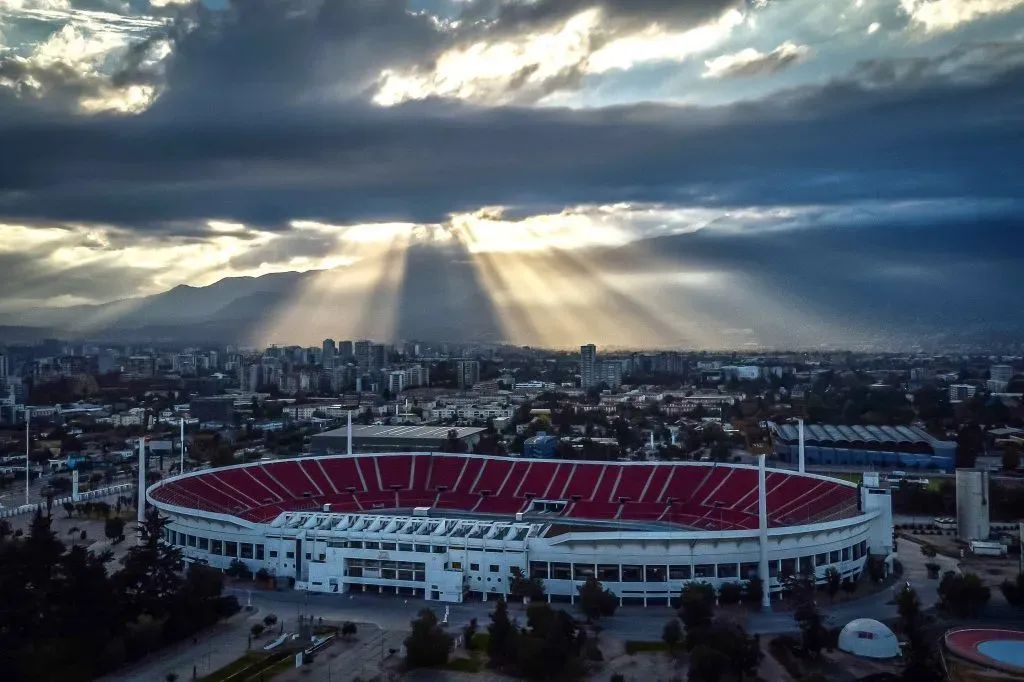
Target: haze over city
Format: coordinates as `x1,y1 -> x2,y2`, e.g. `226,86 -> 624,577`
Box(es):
1,0 -> 1023,349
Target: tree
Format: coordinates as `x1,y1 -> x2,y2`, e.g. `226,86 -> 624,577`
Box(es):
250,623 -> 265,637
938,571 -> 991,618
464,618 -> 478,650
404,609 -> 452,668
955,423 -> 984,469
679,583 -> 715,646
824,567 -> 841,601
341,621 -> 357,640
577,576 -> 618,622
225,558 -> 251,580
115,506 -> 183,621
1000,573 -> 1024,607
263,614 -> 279,628
1003,443 -> 1021,472
718,582 -> 742,605
509,566 -> 546,602
662,618 -> 682,652
105,516 -> 126,543
688,644 -> 727,682
790,571 -> 825,658
898,586 -> 943,682
62,501 -> 75,518
487,598 -> 518,668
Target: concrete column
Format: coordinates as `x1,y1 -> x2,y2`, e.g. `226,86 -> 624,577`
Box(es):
758,454 -> 771,611
137,437 -> 146,524
180,418 -> 185,474
798,419 -> 805,474
347,411 -> 353,456
72,468 -> 80,502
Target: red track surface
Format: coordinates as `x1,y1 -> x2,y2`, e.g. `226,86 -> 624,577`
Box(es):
944,628 -> 1024,673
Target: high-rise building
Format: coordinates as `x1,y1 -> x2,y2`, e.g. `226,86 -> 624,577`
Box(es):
456,360 -> 480,389
354,340 -> 372,370
991,364 -> 1014,384
0,355 -> 7,379
322,339 -> 336,369
338,340 -> 354,362
580,344 -> 597,390
124,355 -> 156,378
388,370 -> 407,394
371,344 -> 387,370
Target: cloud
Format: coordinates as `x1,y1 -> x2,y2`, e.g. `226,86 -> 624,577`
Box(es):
900,0 -> 1024,32
703,40 -> 810,78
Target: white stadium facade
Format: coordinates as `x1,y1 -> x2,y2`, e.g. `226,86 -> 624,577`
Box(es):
146,438 -> 894,607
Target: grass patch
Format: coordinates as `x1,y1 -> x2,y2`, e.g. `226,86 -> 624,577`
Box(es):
199,653 -> 269,682
470,632 -> 490,651
624,641 -> 671,654
251,655 -> 297,681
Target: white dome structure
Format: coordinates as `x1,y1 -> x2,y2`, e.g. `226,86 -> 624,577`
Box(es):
838,619 -> 901,659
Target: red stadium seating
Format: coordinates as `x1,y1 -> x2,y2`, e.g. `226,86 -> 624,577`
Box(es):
149,454 -> 859,531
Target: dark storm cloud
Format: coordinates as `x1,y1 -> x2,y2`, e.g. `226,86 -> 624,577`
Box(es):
1,49 -> 1023,228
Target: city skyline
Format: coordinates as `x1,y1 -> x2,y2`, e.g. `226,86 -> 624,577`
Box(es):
1,0 -> 1023,349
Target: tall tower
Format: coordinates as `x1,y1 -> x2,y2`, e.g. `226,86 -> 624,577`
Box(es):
580,344 -> 597,390
322,339 -> 336,370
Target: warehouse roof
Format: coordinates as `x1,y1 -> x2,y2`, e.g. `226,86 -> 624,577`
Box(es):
314,425 -> 485,440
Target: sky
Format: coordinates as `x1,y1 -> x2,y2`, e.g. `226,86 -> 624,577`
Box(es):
0,0 -> 1023,348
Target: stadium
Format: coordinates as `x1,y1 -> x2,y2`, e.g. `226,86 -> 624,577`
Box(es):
147,450 -> 893,606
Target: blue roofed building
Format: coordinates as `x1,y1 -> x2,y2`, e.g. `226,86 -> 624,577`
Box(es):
523,431 -> 560,459
768,422 -> 955,471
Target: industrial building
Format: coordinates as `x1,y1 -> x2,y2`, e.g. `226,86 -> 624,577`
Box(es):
769,422 -> 956,470
309,425 -> 485,454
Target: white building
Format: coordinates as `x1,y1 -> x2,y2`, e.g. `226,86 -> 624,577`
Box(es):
949,384 -> 977,402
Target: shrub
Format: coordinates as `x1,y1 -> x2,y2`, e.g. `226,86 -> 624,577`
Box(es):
251,624 -> 265,637
263,614 -> 278,627
719,582 -> 743,605
610,674 -> 625,682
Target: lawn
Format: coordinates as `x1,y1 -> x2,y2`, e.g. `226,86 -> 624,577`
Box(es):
199,653 -> 270,682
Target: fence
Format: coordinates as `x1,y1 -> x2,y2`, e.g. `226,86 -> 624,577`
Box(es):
0,483 -> 134,519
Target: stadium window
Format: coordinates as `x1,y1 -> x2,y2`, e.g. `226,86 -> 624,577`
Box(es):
769,562 -> 779,578
860,541 -> 867,555
414,571 -> 425,581
829,550 -> 840,563
716,563 -> 738,579
225,542 -> 238,557
211,540 -> 223,556
168,531 -> 177,544
286,551 -> 295,559
842,547 -> 850,561
530,561 -> 549,579
780,558 -> 796,576
399,543 -> 413,552
198,537 -> 209,550
470,563 -> 480,572
621,565 -> 643,582
269,550 -> 278,558
852,544 -> 860,560
799,557 -> 813,574
573,564 -> 595,580
694,564 -> 715,579
551,563 -> 571,580
415,544 -> 430,553
598,564 -> 620,582
187,535 -> 197,547
241,543 -> 254,559
256,545 -> 264,560
364,542 -> 380,550
645,565 -> 667,582
489,565 -> 500,573
398,570 -> 413,581
432,546 -> 446,553
348,541 -> 363,549
382,542 -> 396,551
305,553 -> 311,560
740,563 -> 758,580
451,561 -> 462,570
815,553 -> 827,566
669,565 -> 692,580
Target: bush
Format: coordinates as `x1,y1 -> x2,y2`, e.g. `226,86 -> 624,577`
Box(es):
610,675 -> 625,682
255,568 -> 272,583
719,582 -> 743,605
251,624 -> 265,637
445,657 -> 483,673
263,614 -> 278,627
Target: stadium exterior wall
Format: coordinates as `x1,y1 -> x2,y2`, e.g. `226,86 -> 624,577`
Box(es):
148,455 -> 891,605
